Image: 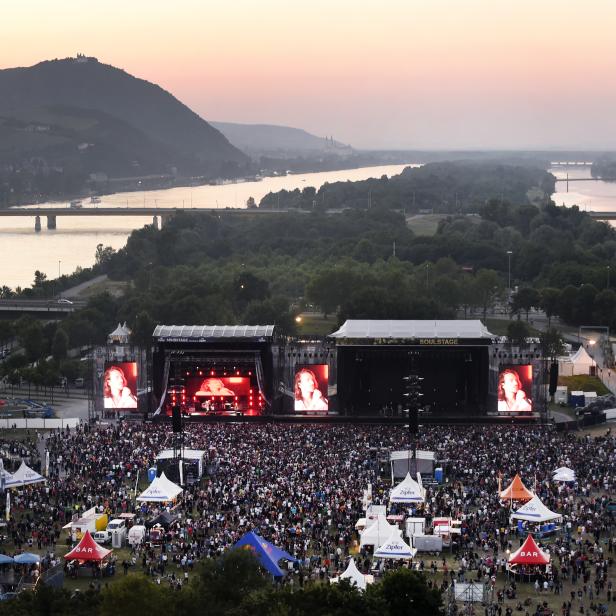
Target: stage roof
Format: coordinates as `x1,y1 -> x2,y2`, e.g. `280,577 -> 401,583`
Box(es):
329,320 -> 494,340
153,325 -> 275,341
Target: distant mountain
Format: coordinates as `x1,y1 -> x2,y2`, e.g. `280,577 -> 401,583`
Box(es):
0,56 -> 248,178
211,121 -> 351,156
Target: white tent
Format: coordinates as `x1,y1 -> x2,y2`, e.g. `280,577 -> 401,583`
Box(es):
359,515 -> 400,548
374,530 -> 417,560
4,462 -> 46,488
136,472 -> 182,502
553,466 -> 574,475
330,558 -> 368,591
510,495 -> 562,523
389,472 -> 426,504
553,470 -> 576,483
559,346 -> 594,376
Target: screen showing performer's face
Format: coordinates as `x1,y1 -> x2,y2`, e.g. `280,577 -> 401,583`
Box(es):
190,376 -> 250,398
103,362 -> 138,410
294,365 -> 328,412
497,365 -> 532,413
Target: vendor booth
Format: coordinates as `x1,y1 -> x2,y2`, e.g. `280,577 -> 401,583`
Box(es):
507,534 -> 550,579
360,516 -> 400,549
64,530 -> 113,577
374,531 -> 417,560
136,472 -> 183,503
3,462 -> 45,488
510,495 -> 562,525
389,473 -> 426,504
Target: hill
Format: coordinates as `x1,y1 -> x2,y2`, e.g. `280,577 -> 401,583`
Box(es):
0,56 -> 249,196
211,120 -> 351,156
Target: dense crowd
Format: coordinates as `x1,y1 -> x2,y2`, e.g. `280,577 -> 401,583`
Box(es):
1,422 -> 615,614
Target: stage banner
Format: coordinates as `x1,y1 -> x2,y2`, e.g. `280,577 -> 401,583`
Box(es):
294,365 -> 329,412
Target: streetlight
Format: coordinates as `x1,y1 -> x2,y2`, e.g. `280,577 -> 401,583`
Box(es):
58,260 -> 61,278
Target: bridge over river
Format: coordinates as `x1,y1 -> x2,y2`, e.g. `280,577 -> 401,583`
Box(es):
0,206 -> 289,231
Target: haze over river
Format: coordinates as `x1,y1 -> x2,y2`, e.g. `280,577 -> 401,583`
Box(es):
550,166 -> 616,212
0,164 -> 414,289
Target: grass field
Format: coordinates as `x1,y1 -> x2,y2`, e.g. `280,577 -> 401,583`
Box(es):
558,374 -> 610,396
405,214 -> 448,236
296,314 -> 337,336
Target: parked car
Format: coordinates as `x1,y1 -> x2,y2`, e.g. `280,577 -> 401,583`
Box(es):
93,530 -> 111,545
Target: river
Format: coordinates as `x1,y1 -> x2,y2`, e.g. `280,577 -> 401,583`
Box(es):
550,166 -> 616,213
0,164 -> 415,289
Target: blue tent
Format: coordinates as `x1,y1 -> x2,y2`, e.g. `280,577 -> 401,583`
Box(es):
233,531 -> 297,577
0,555 -> 14,565
13,553 -> 40,565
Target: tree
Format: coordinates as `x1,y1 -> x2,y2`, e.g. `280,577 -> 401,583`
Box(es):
131,310 -> 156,348
511,287 -> 540,321
99,575 -> 174,616
540,327 -> 565,360
369,568 -> 444,616
20,321 -> 44,362
540,287 -> 561,327
246,196 -> 257,209
51,328 -> 69,361
507,320 -> 531,346
471,269 -> 504,318
95,243 -> 116,266
33,270 -> 47,286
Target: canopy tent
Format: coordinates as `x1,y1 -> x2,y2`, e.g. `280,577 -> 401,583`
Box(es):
64,530 -> 112,561
13,552 -> 41,565
233,531 -> 298,578
553,470 -> 576,483
360,515 -> 401,549
508,535 -> 550,566
510,495 -> 562,524
3,462 -> 45,488
145,511 -> 179,529
389,472 -> 426,504
136,472 -> 182,502
499,474 -> 534,503
0,554 -> 14,564
374,531 -> 417,560
330,558 -> 369,591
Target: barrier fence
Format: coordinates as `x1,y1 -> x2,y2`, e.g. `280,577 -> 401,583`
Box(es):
0,418 -> 81,430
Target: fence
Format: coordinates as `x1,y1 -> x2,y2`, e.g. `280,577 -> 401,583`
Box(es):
0,417 -> 81,430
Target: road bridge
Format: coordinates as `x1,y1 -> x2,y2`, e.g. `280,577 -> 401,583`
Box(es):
0,299 -> 87,318
0,206 -> 290,231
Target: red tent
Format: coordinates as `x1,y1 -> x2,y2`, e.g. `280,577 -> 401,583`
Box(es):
508,534 -> 550,566
64,530 -> 112,561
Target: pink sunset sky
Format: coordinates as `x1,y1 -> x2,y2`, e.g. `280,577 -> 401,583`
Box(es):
2,0 -> 616,149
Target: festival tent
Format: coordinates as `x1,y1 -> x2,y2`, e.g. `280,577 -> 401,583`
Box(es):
330,558 -> 369,591
499,474 -> 534,503
136,472 -> 182,502
13,552 -> 41,564
359,515 -> 401,549
508,535 -> 550,566
0,554 -> 14,564
233,531 -> 298,578
374,531 -> 417,560
64,530 -> 112,561
4,462 -> 45,488
553,470 -> 576,482
389,472 -> 426,504
510,495 -> 562,523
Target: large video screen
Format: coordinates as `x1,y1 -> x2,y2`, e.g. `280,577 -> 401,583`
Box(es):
294,365 -> 329,412
497,365 -> 532,414
187,376 -> 251,401
103,362 -> 138,410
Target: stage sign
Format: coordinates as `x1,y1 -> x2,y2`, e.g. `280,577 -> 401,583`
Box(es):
497,365 -> 532,414
294,365 -> 328,412
103,362 -> 138,411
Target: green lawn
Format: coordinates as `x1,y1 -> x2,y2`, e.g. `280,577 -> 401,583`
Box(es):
406,214 -> 447,236
558,374 -> 610,395
296,314 -> 337,337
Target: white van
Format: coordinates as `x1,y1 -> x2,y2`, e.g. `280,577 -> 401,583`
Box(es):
127,525 -> 146,547
93,530 -> 111,544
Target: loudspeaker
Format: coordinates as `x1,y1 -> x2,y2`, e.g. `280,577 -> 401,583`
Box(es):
172,406 -> 182,433
549,362 -> 559,396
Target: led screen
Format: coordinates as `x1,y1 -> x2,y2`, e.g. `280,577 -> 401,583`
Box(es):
187,376 -> 250,401
294,364 -> 329,412
103,362 -> 138,410
497,365 -> 532,414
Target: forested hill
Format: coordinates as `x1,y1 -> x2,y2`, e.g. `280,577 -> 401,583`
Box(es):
0,57 -> 250,207
259,161 -> 555,212
211,121 -> 350,155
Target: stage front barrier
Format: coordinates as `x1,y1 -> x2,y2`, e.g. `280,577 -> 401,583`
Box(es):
0,417 -> 81,430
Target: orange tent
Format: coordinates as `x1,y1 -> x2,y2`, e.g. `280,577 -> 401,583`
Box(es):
499,474 -> 534,503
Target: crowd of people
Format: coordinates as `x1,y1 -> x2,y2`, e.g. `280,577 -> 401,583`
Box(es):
0,421 -> 615,614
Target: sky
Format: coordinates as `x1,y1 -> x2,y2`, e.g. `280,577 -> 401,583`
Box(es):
2,0 -> 616,150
